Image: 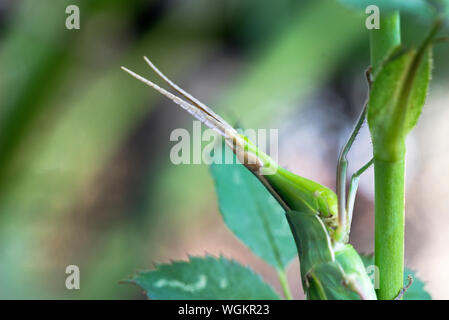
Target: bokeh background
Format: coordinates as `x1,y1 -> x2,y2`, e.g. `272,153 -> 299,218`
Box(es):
0,0 -> 448,299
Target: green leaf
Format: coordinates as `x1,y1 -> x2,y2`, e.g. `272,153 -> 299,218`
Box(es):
360,254 -> 432,300
127,255 -> 281,300
367,44 -> 433,161
286,210 -> 333,277
209,148 -> 296,270
337,0 -> 435,18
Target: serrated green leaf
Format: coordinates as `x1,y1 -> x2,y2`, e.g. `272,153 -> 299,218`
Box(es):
128,255 -> 281,300
360,254 -> 431,300
367,45 -> 432,161
337,0 -> 435,18
209,149 -> 296,270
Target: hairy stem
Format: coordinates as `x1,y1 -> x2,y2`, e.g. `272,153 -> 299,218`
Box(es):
370,11 -> 404,300
374,159 -> 405,300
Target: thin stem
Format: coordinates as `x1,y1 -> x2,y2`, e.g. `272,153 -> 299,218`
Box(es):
277,269 -> 293,300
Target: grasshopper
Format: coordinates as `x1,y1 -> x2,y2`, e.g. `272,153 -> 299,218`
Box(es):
121,58 -> 377,299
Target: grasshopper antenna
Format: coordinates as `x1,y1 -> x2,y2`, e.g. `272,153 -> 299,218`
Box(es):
122,59 -> 284,206
121,65 -> 233,138
143,56 -> 233,132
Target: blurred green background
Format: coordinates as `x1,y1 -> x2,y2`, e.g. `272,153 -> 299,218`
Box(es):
1,0 -> 449,299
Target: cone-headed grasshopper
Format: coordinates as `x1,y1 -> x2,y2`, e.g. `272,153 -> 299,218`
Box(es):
121,58 -> 376,299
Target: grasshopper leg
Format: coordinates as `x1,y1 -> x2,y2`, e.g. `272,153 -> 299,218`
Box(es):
346,158 -> 373,229
335,68 -> 372,240
336,105 -> 368,239
394,275 -> 413,300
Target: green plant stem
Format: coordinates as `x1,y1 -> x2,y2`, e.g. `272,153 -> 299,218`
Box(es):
370,11 -> 404,300
374,159 -> 405,300
370,12 -> 401,73
277,270 -> 293,300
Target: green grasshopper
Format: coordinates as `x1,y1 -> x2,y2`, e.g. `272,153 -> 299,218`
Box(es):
121,58 -> 377,299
